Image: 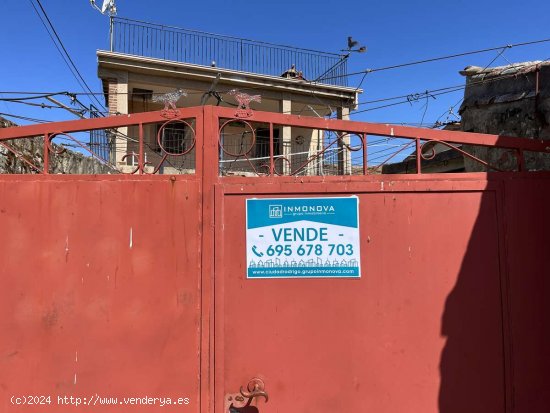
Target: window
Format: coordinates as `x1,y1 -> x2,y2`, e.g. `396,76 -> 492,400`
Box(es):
157,122 -> 190,155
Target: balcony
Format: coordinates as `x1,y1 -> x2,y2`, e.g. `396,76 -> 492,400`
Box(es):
109,17 -> 348,87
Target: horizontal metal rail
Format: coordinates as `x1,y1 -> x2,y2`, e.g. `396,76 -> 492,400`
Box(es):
1,106 -> 549,175
110,17 -> 348,86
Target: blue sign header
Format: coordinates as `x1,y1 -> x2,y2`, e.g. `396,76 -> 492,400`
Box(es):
246,196 -> 358,229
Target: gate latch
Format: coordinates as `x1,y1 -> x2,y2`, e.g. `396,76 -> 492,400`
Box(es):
225,377 -> 269,413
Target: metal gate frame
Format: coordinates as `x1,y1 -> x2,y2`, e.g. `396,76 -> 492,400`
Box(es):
1,106 -> 549,412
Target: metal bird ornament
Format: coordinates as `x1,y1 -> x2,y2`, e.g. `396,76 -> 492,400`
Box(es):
343,36 -> 367,54
153,88 -> 187,116
227,89 -> 261,118
347,36 -> 359,49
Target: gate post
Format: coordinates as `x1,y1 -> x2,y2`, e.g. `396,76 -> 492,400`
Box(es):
43,133 -> 49,174
200,105 -> 217,413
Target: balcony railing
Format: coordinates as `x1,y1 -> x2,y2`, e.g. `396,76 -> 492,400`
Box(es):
110,17 -> 348,87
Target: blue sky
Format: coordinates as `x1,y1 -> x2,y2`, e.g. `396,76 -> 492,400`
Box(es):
1,0 -> 549,127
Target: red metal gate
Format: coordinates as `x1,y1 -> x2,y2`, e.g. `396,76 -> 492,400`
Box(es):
0,106 -> 549,413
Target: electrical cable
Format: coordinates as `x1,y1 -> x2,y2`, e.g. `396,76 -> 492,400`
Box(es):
347,58 -> 550,117
29,0 -> 106,110
2,100 -> 67,110
2,56 -> 547,120
429,47 -> 510,128
0,112 -> 50,124
1,92 -> 69,102
316,37 -> 550,82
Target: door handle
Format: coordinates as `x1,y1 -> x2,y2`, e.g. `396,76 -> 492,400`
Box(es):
225,377 -> 268,413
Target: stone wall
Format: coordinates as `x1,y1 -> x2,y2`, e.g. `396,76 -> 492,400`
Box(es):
0,117 -> 117,174
459,61 -> 550,171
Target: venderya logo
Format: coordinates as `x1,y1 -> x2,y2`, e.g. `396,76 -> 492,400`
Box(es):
269,205 -> 283,218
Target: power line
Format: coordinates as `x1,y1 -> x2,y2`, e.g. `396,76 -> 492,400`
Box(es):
429,47 -> 510,128
1,99 -> 78,110
0,112 -> 51,124
29,0 -> 105,110
348,59 -> 549,117
0,91 -> 65,95
2,34 -> 548,110
0,92 -> 68,102
2,58 -> 547,120
28,1 -> 89,100
316,37 -> 550,82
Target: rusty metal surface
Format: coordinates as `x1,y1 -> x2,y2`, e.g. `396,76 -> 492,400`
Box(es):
0,176 -> 202,412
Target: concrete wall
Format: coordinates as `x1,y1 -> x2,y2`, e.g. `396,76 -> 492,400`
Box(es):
459,62 -> 550,171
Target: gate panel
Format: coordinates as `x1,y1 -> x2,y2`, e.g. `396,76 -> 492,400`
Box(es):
215,184 -> 504,412
2,106 -> 550,413
504,178 -> 550,411
0,177 -> 201,412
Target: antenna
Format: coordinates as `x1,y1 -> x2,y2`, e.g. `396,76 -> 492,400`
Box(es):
90,0 -> 117,16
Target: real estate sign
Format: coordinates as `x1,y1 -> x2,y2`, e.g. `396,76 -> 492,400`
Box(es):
246,196 -> 360,279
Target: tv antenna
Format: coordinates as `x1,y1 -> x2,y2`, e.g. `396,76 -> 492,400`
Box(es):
90,0 -> 117,16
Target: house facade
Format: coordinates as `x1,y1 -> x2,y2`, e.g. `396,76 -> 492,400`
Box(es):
97,18 -> 361,175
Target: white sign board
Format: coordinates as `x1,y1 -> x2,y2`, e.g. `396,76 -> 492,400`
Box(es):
246,197 -> 360,278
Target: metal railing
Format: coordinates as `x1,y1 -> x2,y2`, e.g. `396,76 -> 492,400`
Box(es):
88,104 -> 111,162
110,17 -> 348,86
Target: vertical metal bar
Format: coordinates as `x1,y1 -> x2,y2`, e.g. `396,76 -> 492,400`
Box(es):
138,123 -> 144,174
167,26 -> 170,60
265,45 -> 268,74
209,35 -> 211,66
182,32 -> 185,62
240,40 -> 243,71
415,138 -> 422,174
517,148 -> 525,172
163,25 -> 166,60
172,30 -> 175,60
269,123 -> 274,176
363,133 -> 368,175
173,30 -> 176,60
270,47 -> 273,75
344,59 -> 348,86
43,133 -> 50,174
138,23 -> 141,55
133,24 -> 136,55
